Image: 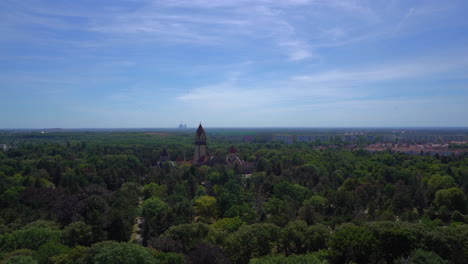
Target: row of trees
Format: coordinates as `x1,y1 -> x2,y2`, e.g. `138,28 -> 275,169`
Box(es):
1,218 -> 465,264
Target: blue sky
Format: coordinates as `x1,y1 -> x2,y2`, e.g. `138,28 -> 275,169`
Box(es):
1,0 -> 468,128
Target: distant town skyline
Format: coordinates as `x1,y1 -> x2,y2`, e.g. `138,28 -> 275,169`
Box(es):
2,0 -> 468,128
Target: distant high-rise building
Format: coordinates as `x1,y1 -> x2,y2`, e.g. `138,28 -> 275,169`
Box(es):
178,122 -> 187,129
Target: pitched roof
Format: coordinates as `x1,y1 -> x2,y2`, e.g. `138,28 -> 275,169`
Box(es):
228,145 -> 237,153
196,124 -> 205,136
198,155 -> 208,163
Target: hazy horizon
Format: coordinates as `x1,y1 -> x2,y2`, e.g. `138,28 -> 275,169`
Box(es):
2,126 -> 468,131
2,0 -> 468,128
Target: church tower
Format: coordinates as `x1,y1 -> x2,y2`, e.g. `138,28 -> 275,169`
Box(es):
194,123 -> 207,163
160,148 -> 169,162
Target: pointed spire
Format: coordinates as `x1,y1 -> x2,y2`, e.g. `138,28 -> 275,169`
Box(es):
196,123 -> 205,137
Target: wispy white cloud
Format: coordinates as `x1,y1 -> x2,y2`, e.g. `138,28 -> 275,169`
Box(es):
393,7 -> 415,35
157,0 -> 315,8
2,0 -> 463,61
176,77 -> 468,126
278,41 -> 314,61
173,41 -> 468,126
176,77 -> 361,113
293,51 -> 468,84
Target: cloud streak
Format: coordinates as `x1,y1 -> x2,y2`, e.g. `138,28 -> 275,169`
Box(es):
2,0 -> 461,61
293,51 -> 468,84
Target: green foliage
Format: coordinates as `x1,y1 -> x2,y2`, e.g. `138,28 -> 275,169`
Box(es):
142,197 -> 172,243
328,223 -> 378,264
49,246 -> 87,264
282,221 -> 330,255
2,248 -> 32,257
168,195 -> 194,225
2,255 -> 38,264
195,185 -> 207,197
428,175 -> 456,197
62,221 -> 93,247
0,223 -> 61,252
2,186 -> 26,205
307,225 -> 331,252
395,249 -> 447,264
225,223 -> 280,264
143,183 -> 168,200
273,182 -> 310,204
282,221 -> 308,255
1,130 -> 468,264
303,196 -> 328,213
108,185 -> 139,242
162,223 -> 210,253
249,254 -> 327,264
212,217 -> 246,232
434,187 -> 467,213
224,204 -> 257,224
366,221 -> 416,262
33,241 -> 69,264
154,252 -> 184,264
451,210 -> 465,222
24,221 -> 60,230
194,195 -> 217,219
80,241 -> 158,264
264,198 -> 295,226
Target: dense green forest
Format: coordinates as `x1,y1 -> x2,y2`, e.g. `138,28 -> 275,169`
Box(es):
0,131 -> 467,264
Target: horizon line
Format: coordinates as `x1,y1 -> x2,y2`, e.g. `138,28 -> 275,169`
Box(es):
2,126 -> 468,130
